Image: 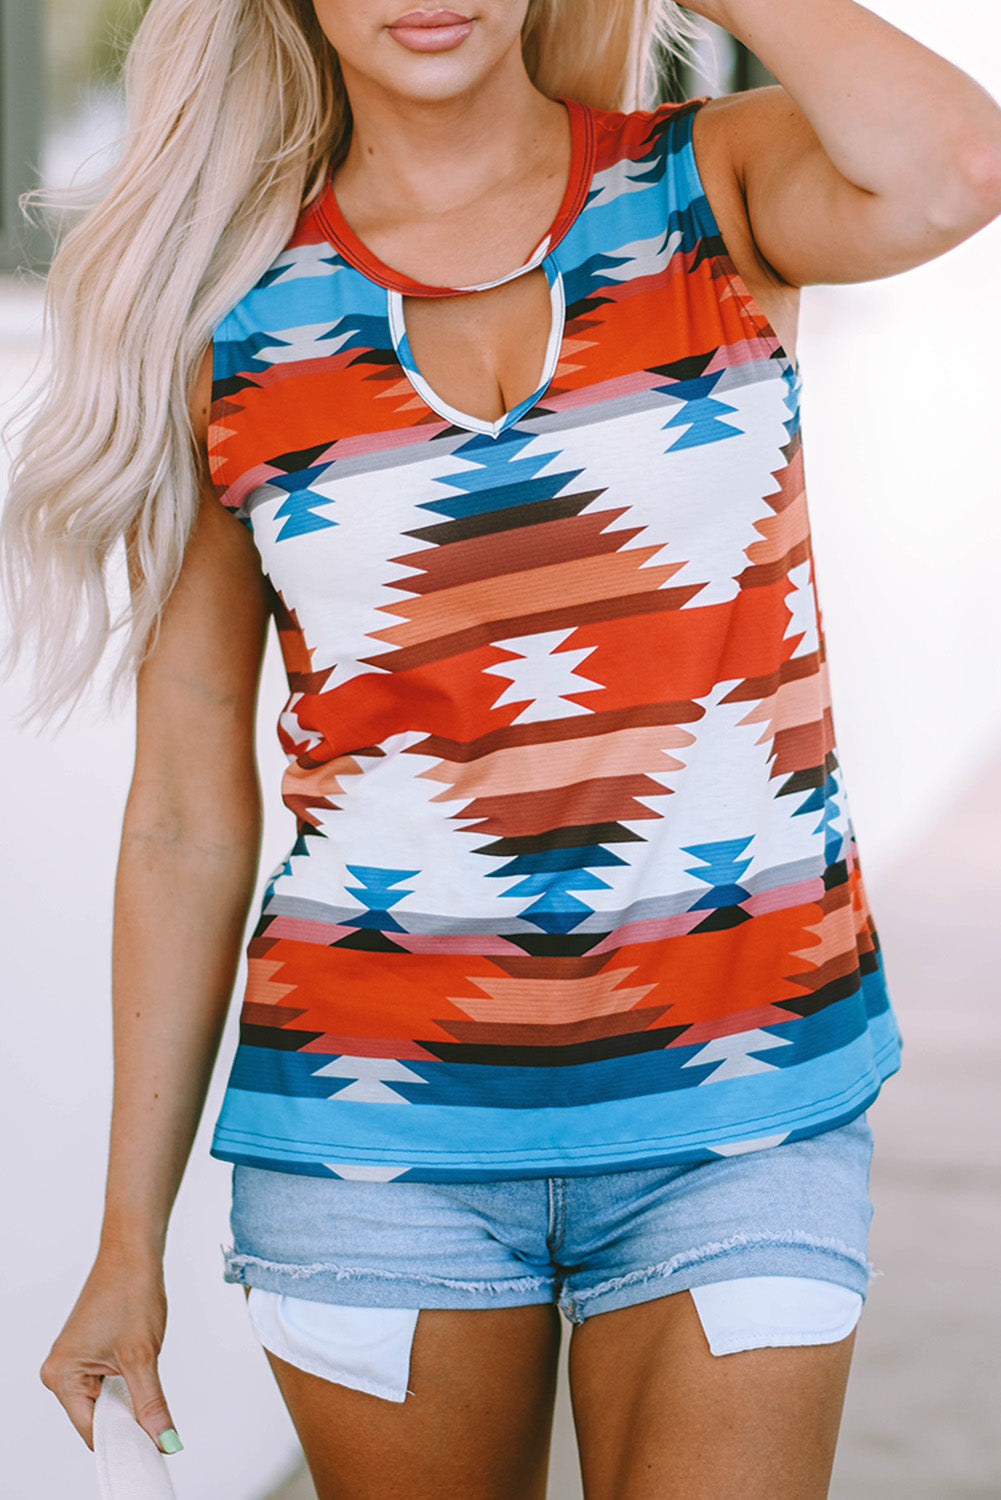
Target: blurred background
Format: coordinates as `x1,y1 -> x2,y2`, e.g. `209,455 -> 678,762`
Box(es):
1,2 -> 999,1497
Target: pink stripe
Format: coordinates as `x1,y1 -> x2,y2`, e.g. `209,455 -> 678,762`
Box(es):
703,336 -> 779,374
299,1034 -> 439,1059
391,933 -> 521,956
221,461 -> 284,513
743,877 -> 826,915
267,916 -> 355,944
591,876 -> 828,951
331,421 -> 450,459
589,911 -> 704,951
269,879 -> 828,952
546,368 -> 666,412
221,423 -> 452,510
669,1004 -> 796,1047
266,915 -> 519,956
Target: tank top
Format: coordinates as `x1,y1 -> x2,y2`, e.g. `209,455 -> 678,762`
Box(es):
208,98 -> 901,1182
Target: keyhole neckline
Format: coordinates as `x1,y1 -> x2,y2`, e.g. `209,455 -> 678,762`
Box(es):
314,97 -> 595,299
387,265 -> 567,438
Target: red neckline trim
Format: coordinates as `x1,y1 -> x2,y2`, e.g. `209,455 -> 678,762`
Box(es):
313,98 -> 595,298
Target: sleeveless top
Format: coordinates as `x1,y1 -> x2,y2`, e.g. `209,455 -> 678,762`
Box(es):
208,98 -> 901,1183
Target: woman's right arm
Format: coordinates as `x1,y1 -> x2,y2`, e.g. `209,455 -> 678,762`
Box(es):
40,360 -> 271,1453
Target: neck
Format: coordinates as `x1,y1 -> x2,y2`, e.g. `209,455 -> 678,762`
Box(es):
336,50 -> 565,222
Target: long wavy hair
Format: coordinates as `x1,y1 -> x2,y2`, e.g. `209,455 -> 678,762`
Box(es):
2,0 -> 698,719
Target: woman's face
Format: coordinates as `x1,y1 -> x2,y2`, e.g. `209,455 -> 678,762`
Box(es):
311,2 -> 534,105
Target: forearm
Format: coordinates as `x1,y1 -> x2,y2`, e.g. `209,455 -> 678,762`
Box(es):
99,794 -> 261,1259
687,0 -> 1001,214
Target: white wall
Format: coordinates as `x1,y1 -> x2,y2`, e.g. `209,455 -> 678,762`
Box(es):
2,5 -> 1000,1497
724,0 -> 1001,876
799,0 -> 1001,867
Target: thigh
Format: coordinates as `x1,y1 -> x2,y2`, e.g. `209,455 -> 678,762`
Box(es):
568,1289 -> 855,1500
266,1302 -> 562,1500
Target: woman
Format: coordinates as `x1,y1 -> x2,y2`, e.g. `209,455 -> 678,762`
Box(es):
7,1 -> 1000,1496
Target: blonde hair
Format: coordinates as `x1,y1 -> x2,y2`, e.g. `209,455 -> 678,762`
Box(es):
2,0 -> 697,719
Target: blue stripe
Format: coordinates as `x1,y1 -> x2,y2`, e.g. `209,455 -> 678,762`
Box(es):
211,1011 -> 901,1174
225,984 -> 890,1109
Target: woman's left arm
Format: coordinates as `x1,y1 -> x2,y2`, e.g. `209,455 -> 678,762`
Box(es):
682,0 -> 1001,284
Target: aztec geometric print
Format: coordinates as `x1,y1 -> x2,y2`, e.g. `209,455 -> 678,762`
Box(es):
209,99 -> 901,1182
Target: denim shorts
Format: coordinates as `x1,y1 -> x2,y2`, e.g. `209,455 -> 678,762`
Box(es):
224,1113 -> 876,1326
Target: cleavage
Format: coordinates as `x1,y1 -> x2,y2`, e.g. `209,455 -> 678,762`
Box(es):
401,267 -> 556,427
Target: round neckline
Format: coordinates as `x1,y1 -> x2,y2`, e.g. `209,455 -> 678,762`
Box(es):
313,97 -> 595,298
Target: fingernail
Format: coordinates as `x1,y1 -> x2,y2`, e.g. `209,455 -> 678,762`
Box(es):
158,1428 -> 184,1454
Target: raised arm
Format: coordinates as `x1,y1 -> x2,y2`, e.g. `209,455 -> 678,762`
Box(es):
684,0 -> 1001,287
40,353 -> 271,1453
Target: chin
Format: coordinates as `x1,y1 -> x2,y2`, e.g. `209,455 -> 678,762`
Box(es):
322,5 -> 531,110
360,46 -> 503,106
387,66 -> 492,104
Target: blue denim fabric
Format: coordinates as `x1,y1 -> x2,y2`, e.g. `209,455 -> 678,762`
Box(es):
225,1114 -> 874,1325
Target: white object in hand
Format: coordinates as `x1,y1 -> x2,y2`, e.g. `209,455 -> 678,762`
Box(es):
93,1375 -> 177,1500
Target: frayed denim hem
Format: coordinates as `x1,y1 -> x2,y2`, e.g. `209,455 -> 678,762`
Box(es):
559,1230 -> 876,1325
222,1245 -> 553,1301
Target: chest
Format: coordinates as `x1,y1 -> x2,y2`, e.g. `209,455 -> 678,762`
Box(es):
400,270 -> 557,426
217,227 -> 802,724
216,193 -> 798,535
213,105 -> 802,563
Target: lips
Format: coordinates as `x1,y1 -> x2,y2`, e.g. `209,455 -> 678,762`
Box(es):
392,9 -> 472,24
387,9 -> 475,52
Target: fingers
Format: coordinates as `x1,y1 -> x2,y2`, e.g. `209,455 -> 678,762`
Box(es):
40,1255 -> 178,1454
118,1346 -> 182,1453
40,1360 -> 102,1451
40,1347 -> 182,1456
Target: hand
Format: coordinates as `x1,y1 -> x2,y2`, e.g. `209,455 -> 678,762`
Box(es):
39,1247 -> 180,1454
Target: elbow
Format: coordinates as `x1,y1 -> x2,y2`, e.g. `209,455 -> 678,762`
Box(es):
123,780 -> 262,870
926,133 -> 1001,241
958,140 -> 1001,226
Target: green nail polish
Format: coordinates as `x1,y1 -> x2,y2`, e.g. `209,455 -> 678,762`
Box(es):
158,1428 -> 184,1454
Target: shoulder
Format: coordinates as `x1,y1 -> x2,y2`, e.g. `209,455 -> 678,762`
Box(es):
585,96 -> 707,167
690,87 -> 818,273
197,188 -> 328,457
213,185 -> 332,349
692,86 -> 813,185
584,92 -> 801,213
691,89 -> 804,309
